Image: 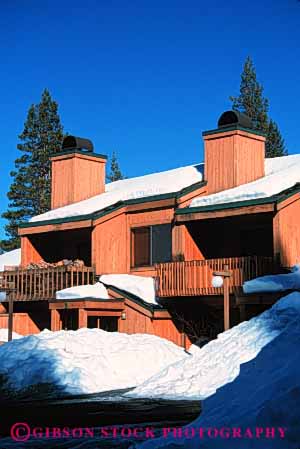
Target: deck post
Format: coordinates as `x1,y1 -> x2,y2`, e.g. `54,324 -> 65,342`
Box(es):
8,295 -> 14,342
212,264 -> 232,331
78,308 -> 87,328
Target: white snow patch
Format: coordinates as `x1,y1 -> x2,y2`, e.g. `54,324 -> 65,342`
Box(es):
100,274 -> 157,305
0,328 -> 187,396
129,292 -> 300,400
0,248 -> 21,271
29,164 -> 203,223
0,329 -> 23,342
190,154 -> 300,208
136,293 -> 300,449
243,265 -> 300,294
56,282 -> 109,300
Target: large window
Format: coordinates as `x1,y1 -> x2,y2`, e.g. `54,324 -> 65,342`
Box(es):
131,224 -> 172,267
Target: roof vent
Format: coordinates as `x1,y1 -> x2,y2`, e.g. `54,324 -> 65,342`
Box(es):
61,136 -> 94,153
218,110 -> 253,130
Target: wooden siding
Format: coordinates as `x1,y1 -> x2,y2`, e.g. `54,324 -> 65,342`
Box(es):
156,256 -> 277,297
0,313 -> 41,336
273,197 -> 300,267
92,213 -> 127,274
204,129 -> 265,194
21,236 -> 43,267
51,152 -> 106,209
172,224 -> 204,261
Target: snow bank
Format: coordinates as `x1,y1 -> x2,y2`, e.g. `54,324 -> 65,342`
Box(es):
243,265 -> 300,294
56,282 -> 109,300
190,154 -> 300,208
129,293 -> 300,400
0,329 -> 23,342
100,274 -> 157,305
0,248 -> 21,271
30,164 -> 203,223
0,328 -> 187,397
136,293 -> 300,449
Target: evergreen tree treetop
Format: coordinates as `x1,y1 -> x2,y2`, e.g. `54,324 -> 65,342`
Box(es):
107,151 -> 124,182
1,89 -> 64,251
230,56 -> 287,158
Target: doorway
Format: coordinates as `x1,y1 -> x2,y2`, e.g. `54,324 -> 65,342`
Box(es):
87,316 -> 118,332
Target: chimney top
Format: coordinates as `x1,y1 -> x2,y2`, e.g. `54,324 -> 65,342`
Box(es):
61,135 -> 94,153
218,110 -> 253,130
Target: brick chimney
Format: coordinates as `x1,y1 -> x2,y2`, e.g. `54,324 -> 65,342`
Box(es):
50,136 -> 107,209
204,111 -> 265,195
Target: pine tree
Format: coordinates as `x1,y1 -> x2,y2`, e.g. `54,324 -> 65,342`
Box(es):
230,56 -> 269,134
107,151 -> 124,182
1,89 -> 63,251
230,56 -> 287,157
266,119 -> 287,158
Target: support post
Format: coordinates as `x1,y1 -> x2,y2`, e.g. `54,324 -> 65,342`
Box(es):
223,266 -> 230,331
8,295 -> 14,342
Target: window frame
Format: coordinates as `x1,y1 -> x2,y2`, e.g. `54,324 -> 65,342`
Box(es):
131,223 -> 172,268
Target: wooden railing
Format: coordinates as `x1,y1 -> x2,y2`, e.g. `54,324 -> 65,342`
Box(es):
0,266 -> 95,301
155,256 -> 278,297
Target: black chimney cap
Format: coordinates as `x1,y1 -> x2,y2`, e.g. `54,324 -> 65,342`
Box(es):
61,136 -> 94,152
218,110 -> 253,130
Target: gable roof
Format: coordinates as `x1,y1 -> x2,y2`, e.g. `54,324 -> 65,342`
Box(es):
27,164 -> 204,225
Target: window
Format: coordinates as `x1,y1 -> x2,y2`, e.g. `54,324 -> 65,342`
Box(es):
131,224 -> 172,267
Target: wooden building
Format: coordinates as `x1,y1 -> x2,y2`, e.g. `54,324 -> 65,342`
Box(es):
1,111 -> 299,347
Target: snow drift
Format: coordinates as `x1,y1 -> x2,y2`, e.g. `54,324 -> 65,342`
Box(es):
129,292 -> 300,400
0,328 -> 187,398
135,293 -> 300,449
0,329 -> 22,342
243,265 -> 300,294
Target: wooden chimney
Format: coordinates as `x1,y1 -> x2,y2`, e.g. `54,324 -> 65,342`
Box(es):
204,111 -> 265,195
50,136 -> 107,209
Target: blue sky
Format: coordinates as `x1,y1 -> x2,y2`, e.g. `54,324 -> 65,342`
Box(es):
0,0 -> 299,239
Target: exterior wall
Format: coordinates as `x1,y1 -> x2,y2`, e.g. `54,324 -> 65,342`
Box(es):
51,152 -> 106,209
273,198 -> 300,267
21,236 -> 43,267
172,224 -> 204,261
92,213 -> 127,274
0,313 -> 40,336
204,129 -> 265,194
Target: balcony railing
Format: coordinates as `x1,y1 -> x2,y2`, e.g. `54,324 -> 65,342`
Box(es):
155,256 -> 278,297
0,266 -> 95,301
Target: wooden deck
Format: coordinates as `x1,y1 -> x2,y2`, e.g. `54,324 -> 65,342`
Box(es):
0,266 -> 95,301
155,256 -> 278,297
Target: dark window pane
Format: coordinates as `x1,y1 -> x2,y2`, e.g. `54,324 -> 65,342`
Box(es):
133,227 -> 150,267
152,224 -> 172,264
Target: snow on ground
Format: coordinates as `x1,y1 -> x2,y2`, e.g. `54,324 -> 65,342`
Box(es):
0,248 -> 21,271
243,265 -> 300,294
129,293 -> 300,400
56,282 -> 109,300
0,328 -> 188,397
190,154 -> 300,208
30,164 -> 203,223
0,329 -> 23,342
135,293 -> 300,449
100,274 -> 157,305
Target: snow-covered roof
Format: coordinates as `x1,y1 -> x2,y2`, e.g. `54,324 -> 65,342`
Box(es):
29,164 -> 204,223
100,274 -> 158,306
190,154 -> 300,209
56,283 -> 109,300
0,248 -> 21,271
